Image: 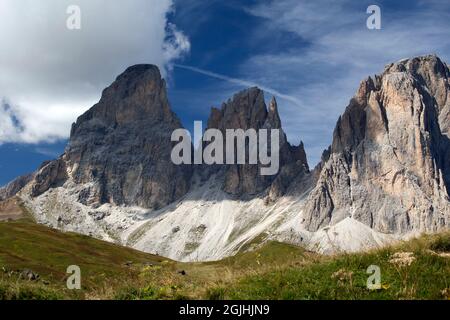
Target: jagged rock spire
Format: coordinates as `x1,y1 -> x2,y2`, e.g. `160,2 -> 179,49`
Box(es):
267,96 -> 282,128
203,87 -> 309,198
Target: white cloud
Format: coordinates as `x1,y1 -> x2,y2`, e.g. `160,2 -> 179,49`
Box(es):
0,0 -> 190,144
243,0 -> 450,165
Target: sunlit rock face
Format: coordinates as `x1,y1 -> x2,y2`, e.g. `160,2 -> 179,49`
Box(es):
304,55 -> 450,234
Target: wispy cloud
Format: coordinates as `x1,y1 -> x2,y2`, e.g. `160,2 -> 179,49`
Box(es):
174,64 -> 304,107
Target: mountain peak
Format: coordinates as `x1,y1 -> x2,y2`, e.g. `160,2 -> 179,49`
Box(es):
32,64 -> 192,209
119,64 -> 161,78
383,54 -> 449,85
204,86 -> 309,197
304,53 -> 450,233
386,54 -> 445,71
106,64 -> 163,98
208,87 -> 267,132
71,64 -> 176,138
383,53 -> 450,134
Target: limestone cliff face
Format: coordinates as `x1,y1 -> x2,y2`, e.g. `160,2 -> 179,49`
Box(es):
203,87 -> 309,199
303,55 -> 450,234
385,56 -> 450,136
31,65 -> 193,209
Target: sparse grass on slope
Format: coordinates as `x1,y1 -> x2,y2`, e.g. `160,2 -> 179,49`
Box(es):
0,218 -> 449,300
0,221 -> 167,299
207,233 -> 450,300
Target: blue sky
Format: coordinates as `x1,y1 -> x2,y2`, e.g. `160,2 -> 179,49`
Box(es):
1,0 -> 450,186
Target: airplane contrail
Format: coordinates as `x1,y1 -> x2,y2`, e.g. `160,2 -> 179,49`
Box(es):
173,64 -> 303,107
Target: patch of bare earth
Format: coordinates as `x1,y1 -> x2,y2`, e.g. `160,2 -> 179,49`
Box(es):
0,197 -> 25,222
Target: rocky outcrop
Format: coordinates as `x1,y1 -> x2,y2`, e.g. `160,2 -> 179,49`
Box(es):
384,55 -> 450,188
384,55 -> 450,136
30,65 -> 193,209
203,88 -> 309,199
31,159 -> 67,197
0,173 -> 34,201
303,55 -> 450,234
